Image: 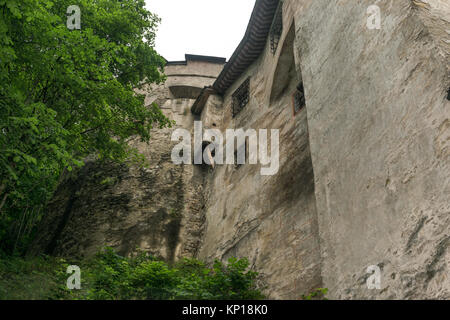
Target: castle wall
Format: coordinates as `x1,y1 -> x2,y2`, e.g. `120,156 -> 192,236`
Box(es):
197,0 -> 449,299
29,0 -> 449,300
29,59 -> 225,262
291,0 -> 449,299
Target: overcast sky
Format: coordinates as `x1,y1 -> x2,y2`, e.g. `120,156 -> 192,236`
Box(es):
145,0 -> 256,62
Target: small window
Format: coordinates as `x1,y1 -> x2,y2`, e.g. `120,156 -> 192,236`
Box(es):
270,2 -> 284,55
447,87 -> 450,101
199,141 -> 216,170
232,78 -> 250,118
292,83 -> 306,116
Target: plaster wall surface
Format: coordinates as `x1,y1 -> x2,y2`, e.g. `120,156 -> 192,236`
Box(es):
288,0 -> 449,299
197,0 -> 449,299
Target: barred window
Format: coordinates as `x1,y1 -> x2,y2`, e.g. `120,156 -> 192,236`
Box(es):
293,83 -> 306,115
270,1 -> 284,54
232,78 -> 250,117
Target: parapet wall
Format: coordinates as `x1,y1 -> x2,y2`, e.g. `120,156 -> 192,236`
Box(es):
295,0 -> 449,299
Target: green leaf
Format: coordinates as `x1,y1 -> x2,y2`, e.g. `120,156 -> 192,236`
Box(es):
0,0 -> 171,256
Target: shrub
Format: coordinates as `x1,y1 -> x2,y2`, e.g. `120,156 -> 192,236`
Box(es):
47,248 -> 265,300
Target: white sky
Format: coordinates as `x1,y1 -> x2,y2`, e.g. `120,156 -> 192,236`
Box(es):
145,0 -> 256,61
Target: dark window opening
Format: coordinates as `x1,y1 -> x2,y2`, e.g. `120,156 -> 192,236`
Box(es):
232,78 -> 250,118
198,141 -> 216,170
203,141 -> 216,158
234,139 -> 248,169
270,1 -> 284,55
234,149 -> 240,168
293,83 -> 306,115
447,87 -> 450,101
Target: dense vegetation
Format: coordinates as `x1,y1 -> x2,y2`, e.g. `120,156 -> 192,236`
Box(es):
0,0 -> 172,255
0,248 -> 265,300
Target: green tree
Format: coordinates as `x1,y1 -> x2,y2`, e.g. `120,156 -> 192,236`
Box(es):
55,248 -> 265,300
0,0 -> 171,254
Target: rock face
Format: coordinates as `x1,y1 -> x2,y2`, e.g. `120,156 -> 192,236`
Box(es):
413,0 -> 450,74
32,1 -> 449,299
291,0 -> 449,300
194,0 -> 449,300
30,55 -> 226,261
30,132 -> 205,262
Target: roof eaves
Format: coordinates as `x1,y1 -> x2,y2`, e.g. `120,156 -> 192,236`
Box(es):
185,54 -> 227,64
212,0 -> 280,95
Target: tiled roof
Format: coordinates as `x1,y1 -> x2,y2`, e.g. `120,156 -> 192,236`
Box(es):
191,0 -> 280,115
212,0 -> 280,95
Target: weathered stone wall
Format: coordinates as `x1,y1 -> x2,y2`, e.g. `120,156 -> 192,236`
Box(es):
290,0 -> 449,299
166,58 -> 226,99
29,121 -> 204,262
413,0 -> 450,75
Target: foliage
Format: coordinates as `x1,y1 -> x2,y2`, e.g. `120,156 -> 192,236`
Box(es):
0,248 -> 265,300
173,256 -> 265,300
0,254 -> 63,299
301,288 -> 328,300
0,0 -> 171,255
